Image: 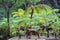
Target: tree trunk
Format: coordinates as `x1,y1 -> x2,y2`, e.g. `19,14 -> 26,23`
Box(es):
54,31 -> 57,38
47,30 -> 49,38
46,27 -> 49,38
7,11 -> 10,38
40,29 -> 43,36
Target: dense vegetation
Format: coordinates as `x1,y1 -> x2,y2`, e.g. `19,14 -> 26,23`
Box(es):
0,0 -> 60,39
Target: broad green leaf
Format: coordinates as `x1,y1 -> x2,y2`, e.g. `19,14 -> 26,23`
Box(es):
53,9 -> 59,12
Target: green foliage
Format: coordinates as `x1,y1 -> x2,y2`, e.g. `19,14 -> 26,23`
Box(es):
0,0 -> 2,3
12,8 -> 25,17
0,0 -> 41,18
0,18 -> 7,28
31,0 -> 41,5
0,0 -> 60,37
12,4 -> 58,26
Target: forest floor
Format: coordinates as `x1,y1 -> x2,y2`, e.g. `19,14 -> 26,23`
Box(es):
8,35 -> 60,40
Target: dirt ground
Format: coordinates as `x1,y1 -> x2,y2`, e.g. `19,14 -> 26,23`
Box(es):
8,35 -> 60,40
